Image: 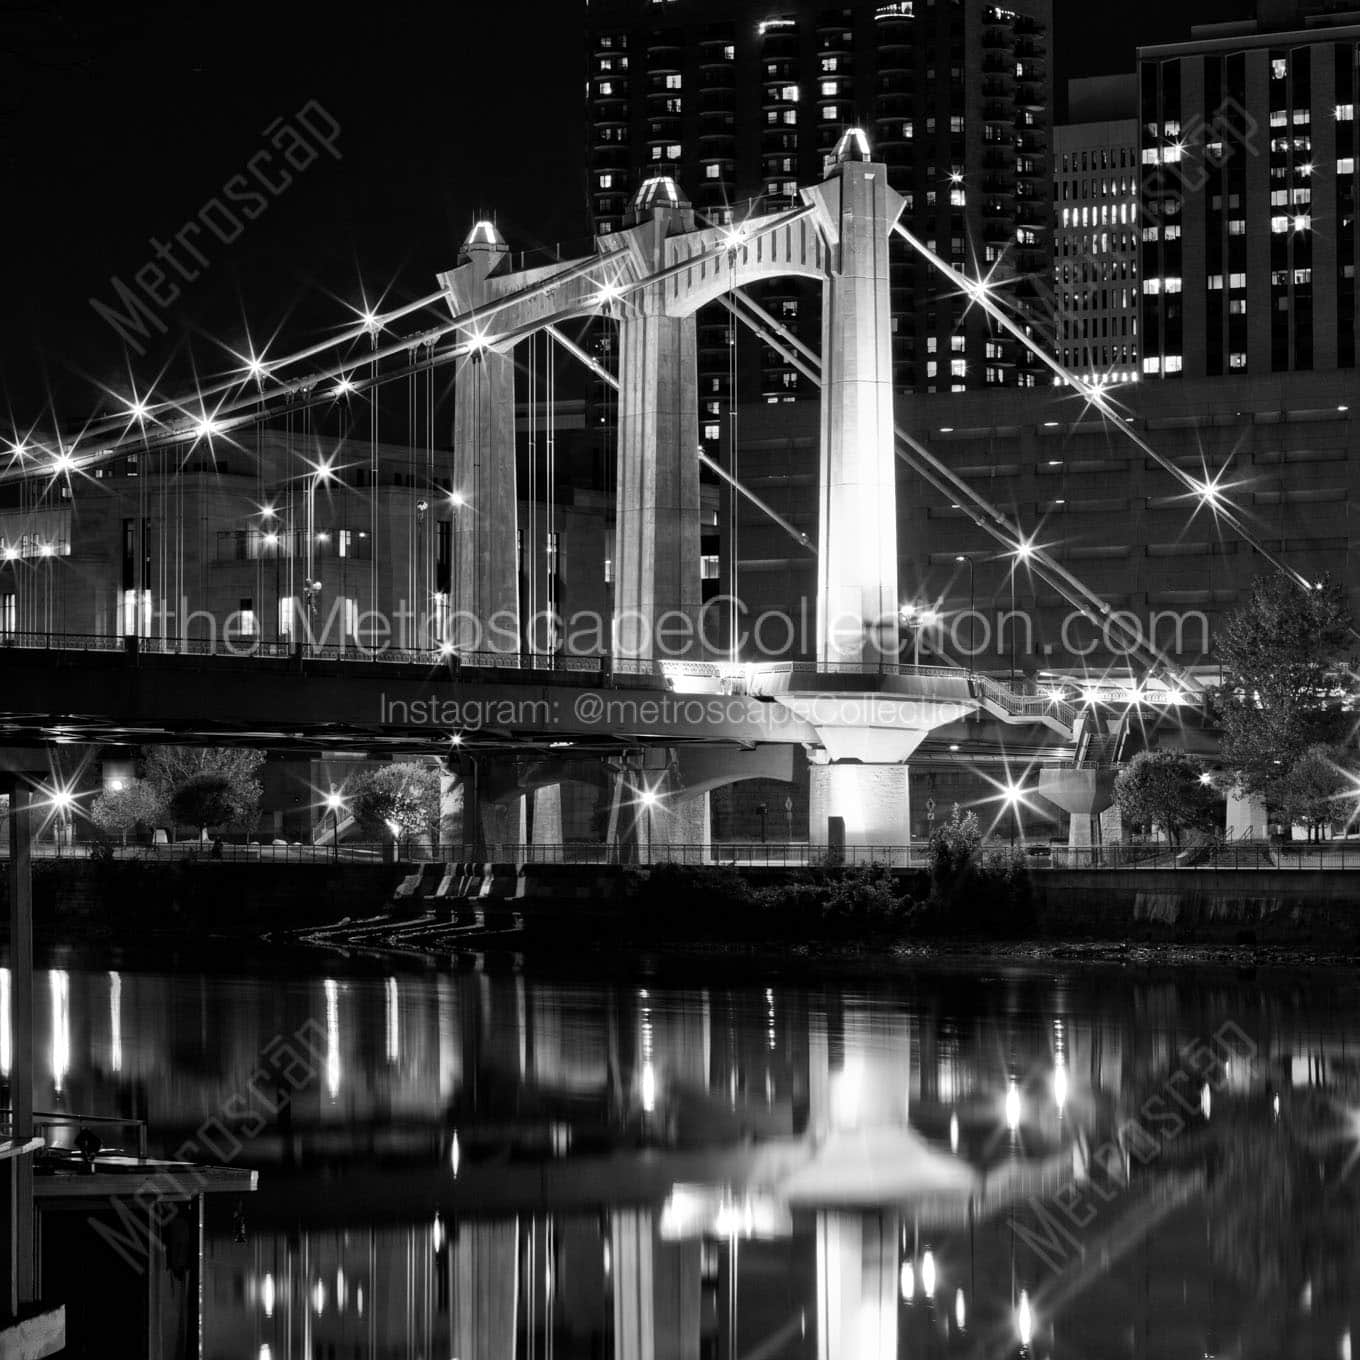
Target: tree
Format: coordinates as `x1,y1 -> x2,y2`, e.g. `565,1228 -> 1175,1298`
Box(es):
89,780 -> 165,846
1275,745 -> 1355,841
144,746 -> 264,835
1215,574 -> 1354,797
351,763 -> 440,844
170,774 -> 237,839
928,803 -> 982,886
1113,750 -> 1213,847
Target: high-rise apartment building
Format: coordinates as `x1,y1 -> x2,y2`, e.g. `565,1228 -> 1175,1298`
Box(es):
584,0 -> 1056,418
1053,75 -> 1141,383
1138,1 -> 1360,380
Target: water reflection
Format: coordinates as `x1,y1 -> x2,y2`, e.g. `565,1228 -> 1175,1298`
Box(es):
8,961 -> 1360,1355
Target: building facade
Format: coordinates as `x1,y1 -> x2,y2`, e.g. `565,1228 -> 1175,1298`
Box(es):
1053,76 -> 1141,384
720,371 -> 1357,679
584,0 -> 1056,411
1138,2 -> 1360,379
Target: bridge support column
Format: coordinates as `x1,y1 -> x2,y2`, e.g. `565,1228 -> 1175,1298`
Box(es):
4,783 -> 35,1314
440,223 -> 520,656
1227,787 -> 1267,839
809,762 -> 910,863
610,1208 -> 701,1360
815,1211 -> 898,1360
530,785 -> 563,848
612,186 -> 700,662
805,140 -> 904,666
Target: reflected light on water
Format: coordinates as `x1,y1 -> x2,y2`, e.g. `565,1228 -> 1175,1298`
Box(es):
50,970 -> 69,1093
1200,1082 -> 1212,1120
832,1060 -> 863,1129
1005,1079 -> 1021,1131
311,1277 -> 326,1315
108,971 -> 122,1073
921,1247 -> 936,1297
385,977 -> 399,1063
0,967 -> 9,1076
1054,1057 -> 1068,1115
449,1130 -> 461,1178
1018,1289 -> 1034,1346
260,1271 -> 275,1319
949,1111 -> 959,1153
324,979 -> 340,1099
899,1261 -> 915,1302
954,1287 -> 966,1330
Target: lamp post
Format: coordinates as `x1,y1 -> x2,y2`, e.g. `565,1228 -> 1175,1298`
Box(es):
955,555 -> 976,676
899,604 -> 941,668
1010,537 -> 1034,683
324,790 -> 346,864
638,785 -> 658,865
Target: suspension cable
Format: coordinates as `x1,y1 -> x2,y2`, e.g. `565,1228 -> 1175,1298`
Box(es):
892,221 -> 1315,593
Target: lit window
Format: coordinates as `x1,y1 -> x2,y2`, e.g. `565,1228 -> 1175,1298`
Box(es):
666,144 -> 681,159
1143,356 -> 1161,374
705,163 -> 720,178
950,359 -> 967,376
703,422 -> 721,441
780,84 -> 799,102
665,73 -> 682,89
1229,352 -> 1246,369
1229,299 -> 1247,315
1339,157 -> 1356,174
820,80 -> 839,97
1164,355 -> 1182,373
1271,215 -> 1291,233
1337,104 -> 1356,122
1229,272 -> 1245,289
1227,219 -> 1245,235
598,173 -> 613,189
701,554 -> 720,580
1271,58 -> 1286,80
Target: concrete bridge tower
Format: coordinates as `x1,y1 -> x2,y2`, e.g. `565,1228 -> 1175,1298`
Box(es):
440,220 -> 520,656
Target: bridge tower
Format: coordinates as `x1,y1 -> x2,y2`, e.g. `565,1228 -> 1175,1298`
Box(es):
806,129 -> 903,669
607,178 -> 702,660
440,221 -> 520,656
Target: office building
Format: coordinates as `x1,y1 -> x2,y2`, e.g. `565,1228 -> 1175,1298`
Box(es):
1053,75 -> 1141,383
584,0 -> 1056,417
1138,1 -> 1360,379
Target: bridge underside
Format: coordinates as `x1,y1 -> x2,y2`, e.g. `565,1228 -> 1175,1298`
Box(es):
0,648 -> 1078,765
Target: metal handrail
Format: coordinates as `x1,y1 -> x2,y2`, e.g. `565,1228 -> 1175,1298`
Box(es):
0,1109 -> 148,1160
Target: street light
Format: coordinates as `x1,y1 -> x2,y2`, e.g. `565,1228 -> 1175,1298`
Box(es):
1002,782 -> 1024,848
323,790 -> 346,863
955,555 -> 976,676
899,603 -> 941,667
1009,536 -> 1034,682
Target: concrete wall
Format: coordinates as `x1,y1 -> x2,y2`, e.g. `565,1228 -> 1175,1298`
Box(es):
1033,868 -> 1360,944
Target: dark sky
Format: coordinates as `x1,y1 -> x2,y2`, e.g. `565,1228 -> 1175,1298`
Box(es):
0,0 -> 1251,431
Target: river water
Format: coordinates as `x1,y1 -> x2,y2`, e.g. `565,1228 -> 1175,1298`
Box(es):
11,952 -> 1360,1358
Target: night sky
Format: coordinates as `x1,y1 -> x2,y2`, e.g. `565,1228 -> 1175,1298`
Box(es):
0,0 -> 1250,430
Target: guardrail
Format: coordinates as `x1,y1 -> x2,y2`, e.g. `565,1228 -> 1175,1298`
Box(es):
8,837 -> 1359,870
1040,842 -> 1360,870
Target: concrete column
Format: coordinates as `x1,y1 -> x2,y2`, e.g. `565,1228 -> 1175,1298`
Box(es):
815,1212 -> 898,1360
6,786 -> 34,1309
443,223 -> 520,657
610,1209 -> 700,1360
531,784 -> 563,847
612,181 -> 700,662
453,1218 -> 519,1360
805,137 -> 905,666
1099,801 -> 1123,845
438,771 -> 468,854
1227,787 -> 1268,840
809,763 -> 909,863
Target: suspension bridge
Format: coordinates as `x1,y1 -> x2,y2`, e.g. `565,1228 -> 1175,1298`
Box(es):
3,128 -> 1304,854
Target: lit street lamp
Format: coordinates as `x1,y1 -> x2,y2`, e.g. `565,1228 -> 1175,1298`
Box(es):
955,554 -> 976,676
899,603 -> 942,667
323,789 -> 347,862
1009,537 -> 1035,682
